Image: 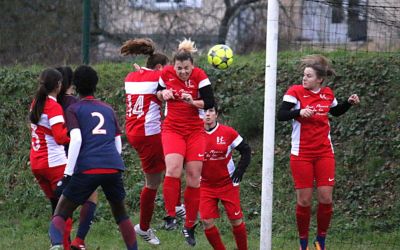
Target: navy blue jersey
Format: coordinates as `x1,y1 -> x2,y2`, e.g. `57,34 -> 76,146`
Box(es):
65,97 -> 125,173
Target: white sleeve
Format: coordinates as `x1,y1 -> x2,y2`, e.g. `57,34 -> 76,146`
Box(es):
115,135 -> 122,154
64,129 -> 82,176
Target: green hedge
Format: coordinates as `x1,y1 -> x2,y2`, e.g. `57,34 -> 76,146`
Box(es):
0,51 -> 399,233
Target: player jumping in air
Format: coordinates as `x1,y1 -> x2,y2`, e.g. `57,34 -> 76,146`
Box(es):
278,55 -> 360,250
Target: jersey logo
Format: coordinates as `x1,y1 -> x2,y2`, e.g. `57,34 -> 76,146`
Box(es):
320,94 -> 331,100
216,136 -> 226,144
303,95 -> 310,98
185,80 -> 194,88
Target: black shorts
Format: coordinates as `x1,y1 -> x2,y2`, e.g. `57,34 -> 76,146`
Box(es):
63,172 -> 126,205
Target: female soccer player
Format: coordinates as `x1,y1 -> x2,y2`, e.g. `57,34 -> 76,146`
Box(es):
157,38 -> 215,246
29,68 -> 70,249
201,105 -> 251,250
55,66 -> 98,250
49,65 -> 138,250
120,38 -> 170,245
277,55 -> 360,250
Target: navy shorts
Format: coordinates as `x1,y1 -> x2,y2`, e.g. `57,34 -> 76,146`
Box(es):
63,172 -> 126,205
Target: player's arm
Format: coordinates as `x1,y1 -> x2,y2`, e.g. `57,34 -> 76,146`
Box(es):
329,94 -> 359,116
182,84 -> 215,109
231,140 -> 252,184
115,135 -> 122,154
277,101 -> 300,121
51,123 -> 70,145
55,128 -> 81,197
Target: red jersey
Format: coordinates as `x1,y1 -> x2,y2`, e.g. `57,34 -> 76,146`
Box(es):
283,84 -> 338,157
125,67 -> 162,136
201,123 -> 243,188
159,65 -> 211,134
30,96 -> 68,169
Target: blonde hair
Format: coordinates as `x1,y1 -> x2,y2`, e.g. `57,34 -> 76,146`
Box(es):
300,54 -> 336,79
178,38 -> 198,53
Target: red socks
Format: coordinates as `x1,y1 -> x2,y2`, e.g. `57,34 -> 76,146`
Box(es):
296,204 -> 311,239
63,217 -> 72,249
204,226 -> 226,250
118,218 -> 138,250
139,187 -> 157,231
184,186 -> 200,228
232,222 -> 248,250
317,203 -> 333,237
163,176 -> 180,217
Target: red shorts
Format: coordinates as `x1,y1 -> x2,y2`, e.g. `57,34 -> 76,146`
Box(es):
290,154 -> 335,189
162,130 -> 205,162
127,134 -> 166,174
31,165 -> 65,199
199,184 -> 243,220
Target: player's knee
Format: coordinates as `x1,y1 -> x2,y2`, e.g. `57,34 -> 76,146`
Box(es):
318,195 -> 332,204
297,198 -> 312,207
202,219 -> 215,229
230,218 -> 243,227
165,165 -> 182,178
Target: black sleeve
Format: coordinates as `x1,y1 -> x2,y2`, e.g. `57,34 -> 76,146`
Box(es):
329,100 -> 352,117
235,140 -> 252,171
199,85 -> 215,110
156,84 -> 166,91
277,101 -> 300,121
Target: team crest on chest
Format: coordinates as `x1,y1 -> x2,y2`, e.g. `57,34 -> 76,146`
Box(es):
319,93 -> 331,100
185,79 -> 194,88
216,136 -> 226,144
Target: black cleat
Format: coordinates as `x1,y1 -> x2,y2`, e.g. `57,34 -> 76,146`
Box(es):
182,225 -> 197,246
163,216 -> 177,230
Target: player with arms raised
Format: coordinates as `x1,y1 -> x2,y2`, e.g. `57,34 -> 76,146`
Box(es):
277,55 -> 360,250
121,38 -> 169,245
200,105 -> 251,250
157,38 -> 215,246
48,65 -> 138,250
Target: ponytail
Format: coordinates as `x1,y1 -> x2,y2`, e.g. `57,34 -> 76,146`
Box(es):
30,68 -> 62,124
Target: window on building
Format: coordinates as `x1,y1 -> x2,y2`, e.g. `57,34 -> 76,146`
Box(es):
129,0 -> 202,10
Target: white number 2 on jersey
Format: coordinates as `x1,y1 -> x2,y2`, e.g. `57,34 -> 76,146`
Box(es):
91,112 -> 107,135
127,95 -> 144,118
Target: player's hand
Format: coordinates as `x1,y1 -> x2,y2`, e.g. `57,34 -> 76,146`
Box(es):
348,94 -> 360,105
55,175 -> 71,198
181,93 -> 194,105
132,63 -> 141,71
161,89 -> 175,100
300,107 -> 315,118
231,168 -> 246,185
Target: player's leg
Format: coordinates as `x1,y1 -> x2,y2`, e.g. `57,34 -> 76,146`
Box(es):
200,187 -> 225,250
162,132 -> 186,227
103,172 -> 137,250
71,191 -> 98,250
49,195 -> 80,248
134,172 -> 163,245
223,185 -> 247,250
291,155 -> 314,250
314,157 -> 335,250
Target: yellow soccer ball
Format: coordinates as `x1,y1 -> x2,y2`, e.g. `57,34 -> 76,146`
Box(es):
207,44 -> 233,70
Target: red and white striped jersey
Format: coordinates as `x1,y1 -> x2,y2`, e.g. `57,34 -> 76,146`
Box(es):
283,84 -> 338,157
159,65 -> 211,133
201,123 -> 243,188
125,67 -> 162,137
29,96 -> 67,169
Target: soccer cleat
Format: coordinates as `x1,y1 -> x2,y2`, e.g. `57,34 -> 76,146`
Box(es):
71,238 -> 86,250
49,245 -> 64,250
134,224 -> 160,245
182,225 -> 197,247
163,216 -> 178,230
313,240 -> 324,250
175,204 -> 186,219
